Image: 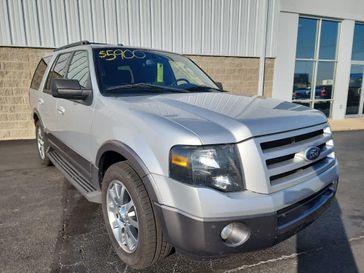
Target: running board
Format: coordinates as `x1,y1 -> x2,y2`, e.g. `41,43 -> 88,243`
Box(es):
48,149 -> 101,203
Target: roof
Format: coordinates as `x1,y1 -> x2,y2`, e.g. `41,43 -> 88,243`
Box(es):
54,40 -> 184,57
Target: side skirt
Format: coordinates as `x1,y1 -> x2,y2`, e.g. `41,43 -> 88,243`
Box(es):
46,137 -> 101,203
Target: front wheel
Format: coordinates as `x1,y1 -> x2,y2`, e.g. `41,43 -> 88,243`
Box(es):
101,162 -> 172,269
35,121 -> 52,166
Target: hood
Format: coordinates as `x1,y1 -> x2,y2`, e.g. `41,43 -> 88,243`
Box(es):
110,92 -> 327,144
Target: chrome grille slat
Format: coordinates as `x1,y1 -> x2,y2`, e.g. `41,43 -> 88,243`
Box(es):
261,129 -> 324,150
270,157 -> 336,186
257,123 -> 327,143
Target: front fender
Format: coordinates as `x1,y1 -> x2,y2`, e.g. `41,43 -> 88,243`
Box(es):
96,140 -> 160,202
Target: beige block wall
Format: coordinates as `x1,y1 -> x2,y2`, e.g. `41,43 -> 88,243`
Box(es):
188,55 -> 261,96
0,47 -> 274,140
189,55 -> 274,97
0,47 -> 52,140
263,58 -> 275,98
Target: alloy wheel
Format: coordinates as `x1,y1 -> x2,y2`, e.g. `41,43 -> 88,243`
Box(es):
106,180 -> 139,253
37,126 -> 45,160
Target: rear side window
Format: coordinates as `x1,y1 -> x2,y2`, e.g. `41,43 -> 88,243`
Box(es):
66,51 -> 91,89
30,56 -> 51,90
44,52 -> 72,92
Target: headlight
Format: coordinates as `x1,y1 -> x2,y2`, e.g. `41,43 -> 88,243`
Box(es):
169,144 -> 244,192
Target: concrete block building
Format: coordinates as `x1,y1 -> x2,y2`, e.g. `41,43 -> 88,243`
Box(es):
0,0 -> 363,140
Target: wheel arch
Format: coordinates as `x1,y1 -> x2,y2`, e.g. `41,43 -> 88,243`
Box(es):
96,140 -> 159,202
32,109 -> 41,125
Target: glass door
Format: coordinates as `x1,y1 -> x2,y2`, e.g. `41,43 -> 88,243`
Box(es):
346,65 -> 364,115
346,22 -> 364,116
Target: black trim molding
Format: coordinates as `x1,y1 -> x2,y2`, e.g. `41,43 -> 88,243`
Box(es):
96,140 -> 158,202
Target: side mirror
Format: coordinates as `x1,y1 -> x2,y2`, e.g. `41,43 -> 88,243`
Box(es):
215,81 -> 223,90
51,79 -> 91,100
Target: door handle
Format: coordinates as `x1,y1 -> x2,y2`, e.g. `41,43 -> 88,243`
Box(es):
38,98 -> 44,105
57,106 -> 65,115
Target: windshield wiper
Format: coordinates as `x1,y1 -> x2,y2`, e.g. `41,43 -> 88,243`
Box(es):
104,83 -> 189,93
184,84 -> 223,92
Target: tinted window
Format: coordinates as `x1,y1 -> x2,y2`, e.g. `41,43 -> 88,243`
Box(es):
352,23 -> 364,61
293,61 -> 314,100
315,61 -> 335,99
44,53 -> 71,91
296,18 -> 317,59
346,65 -> 364,115
313,101 -> 331,117
319,20 -> 339,60
66,51 -> 91,88
30,56 -> 51,90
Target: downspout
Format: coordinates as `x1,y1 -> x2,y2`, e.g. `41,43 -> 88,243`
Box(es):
257,0 -> 270,96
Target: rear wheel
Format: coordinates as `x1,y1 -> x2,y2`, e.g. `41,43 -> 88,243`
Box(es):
35,121 -> 52,166
101,161 -> 172,269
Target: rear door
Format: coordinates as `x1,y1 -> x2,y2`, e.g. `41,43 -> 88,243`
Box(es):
38,53 -> 72,133
55,50 -> 94,177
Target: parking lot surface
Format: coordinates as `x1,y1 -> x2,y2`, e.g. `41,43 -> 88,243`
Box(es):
0,131 -> 364,273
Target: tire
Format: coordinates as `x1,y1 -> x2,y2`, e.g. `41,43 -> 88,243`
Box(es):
35,121 -> 52,166
101,161 -> 172,269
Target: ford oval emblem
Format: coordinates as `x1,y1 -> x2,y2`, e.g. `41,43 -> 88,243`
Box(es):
304,147 -> 321,161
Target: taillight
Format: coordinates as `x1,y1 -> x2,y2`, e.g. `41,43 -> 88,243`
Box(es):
320,88 -> 327,98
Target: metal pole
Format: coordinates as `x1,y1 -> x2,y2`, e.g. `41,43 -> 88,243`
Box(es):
257,0 -> 270,96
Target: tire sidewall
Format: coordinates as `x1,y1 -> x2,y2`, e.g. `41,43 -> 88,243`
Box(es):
101,163 -> 156,268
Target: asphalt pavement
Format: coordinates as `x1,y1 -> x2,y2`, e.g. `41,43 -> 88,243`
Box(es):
0,131 -> 363,273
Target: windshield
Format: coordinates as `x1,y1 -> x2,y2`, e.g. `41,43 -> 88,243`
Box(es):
93,48 -> 219,95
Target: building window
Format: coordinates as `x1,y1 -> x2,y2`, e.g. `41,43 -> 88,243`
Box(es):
292,17 -> 340,117
352,23 -> 364,61
346,23 -> 364,116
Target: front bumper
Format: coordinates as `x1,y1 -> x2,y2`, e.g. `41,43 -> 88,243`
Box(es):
154,182 -> 337,257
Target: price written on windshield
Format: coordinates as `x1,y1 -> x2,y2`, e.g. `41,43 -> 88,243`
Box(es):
98,49 -> 146,61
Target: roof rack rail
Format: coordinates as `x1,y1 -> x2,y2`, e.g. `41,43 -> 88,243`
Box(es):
54,40 -> 91,52
54,41 -> 126,52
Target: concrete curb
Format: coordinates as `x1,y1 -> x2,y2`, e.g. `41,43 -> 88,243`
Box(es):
329,117 -> 364,132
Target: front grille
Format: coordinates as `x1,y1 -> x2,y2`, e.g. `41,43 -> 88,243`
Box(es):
256,123 -> 335,189
261,129 -> 323,150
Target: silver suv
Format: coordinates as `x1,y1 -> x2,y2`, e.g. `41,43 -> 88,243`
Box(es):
29,41 -> 339,269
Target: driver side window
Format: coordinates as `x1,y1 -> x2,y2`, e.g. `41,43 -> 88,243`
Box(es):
66,51 -> 91,89
44,53 -> 72,93
169,61 -> 205,86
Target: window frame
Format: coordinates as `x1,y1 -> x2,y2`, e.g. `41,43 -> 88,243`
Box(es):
293,16 -> 341,117
346,22 -> 364,117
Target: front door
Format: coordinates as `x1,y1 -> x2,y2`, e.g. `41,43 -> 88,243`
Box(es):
39,53 -> 72,133
55,50 -> 94,178
346,64 -> 364,116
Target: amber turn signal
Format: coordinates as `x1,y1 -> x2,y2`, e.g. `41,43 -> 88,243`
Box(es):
171,153 -> 189,168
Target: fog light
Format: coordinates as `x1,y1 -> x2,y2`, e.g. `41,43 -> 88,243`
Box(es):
331,178 -> 339,191
221,223 -> 250,247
